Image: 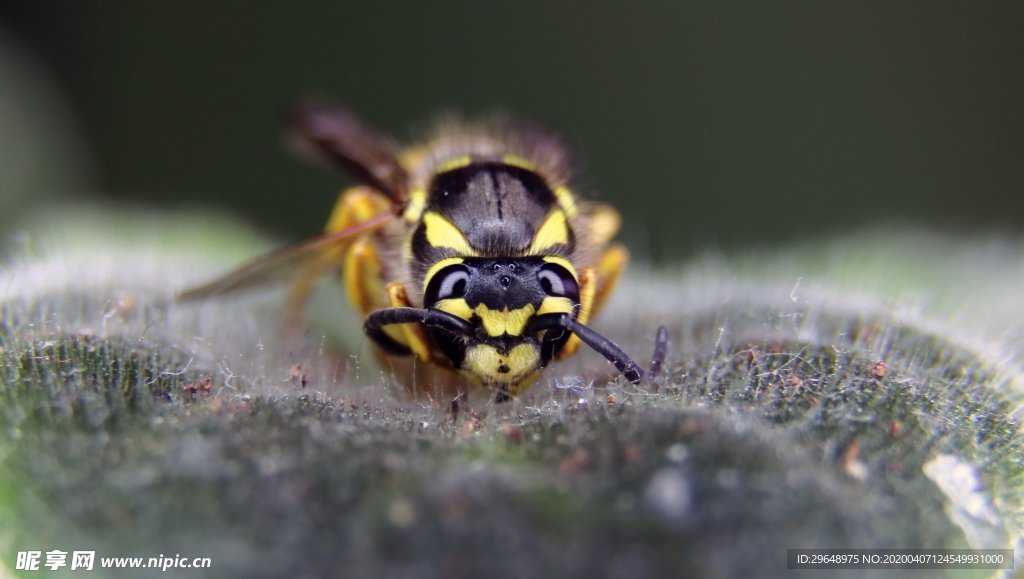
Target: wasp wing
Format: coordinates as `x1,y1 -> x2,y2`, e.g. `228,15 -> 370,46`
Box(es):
177,212 -> 394,301
287,101 -> 410,203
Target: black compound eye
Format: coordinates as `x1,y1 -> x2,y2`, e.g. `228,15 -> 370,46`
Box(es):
426,264 -> 470,304
537,263 -> 579,300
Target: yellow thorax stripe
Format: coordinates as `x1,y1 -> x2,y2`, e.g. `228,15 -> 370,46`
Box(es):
435,154 -> 473,174
403,189 -> 427,222
475,303 -> 536,337
527,209 -> 570,255
423,211 -> 476,255
554,186 -> 579,218
501,154 -> 536,171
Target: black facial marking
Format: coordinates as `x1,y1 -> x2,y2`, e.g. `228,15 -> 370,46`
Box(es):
431,328 -> 467,369
460,258 -> 548,311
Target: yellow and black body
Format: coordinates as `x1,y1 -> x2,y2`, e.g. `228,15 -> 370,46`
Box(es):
180,103 -> 651,400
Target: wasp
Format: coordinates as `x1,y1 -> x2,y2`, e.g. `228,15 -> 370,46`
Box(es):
180,103 -> 665,401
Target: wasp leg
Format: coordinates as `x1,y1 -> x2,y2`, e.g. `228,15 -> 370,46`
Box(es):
530,313 -> 643,384
555,243 -> 628,361
555,268 -> 596,359
344,239 -> 410,351
646,326 -> 669,385
364,306 -> 474,356
324,185 -> 393,237
581,202 -> 622,247
344,239 -> 385,316
590,243 -> 629,319
578,200 -> 628,317
383,283 -> 434,362
281,186 -> 392,337
554,202 -> 626,356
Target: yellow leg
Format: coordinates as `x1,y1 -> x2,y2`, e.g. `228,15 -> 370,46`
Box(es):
556,244 -> 628,360
590,243 -> 629,317
326,188 -> 434,364
582,202 -> 622,247
281,186 -> 392,337
551,200 -> 627,359
324,186 -> 393,235
557,268 -> 596,359
344,239 -> 385,315
385,282 -> 434,362
579,201 -> 627,318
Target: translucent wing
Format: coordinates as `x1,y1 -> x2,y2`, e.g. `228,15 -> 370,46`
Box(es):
180,103 -> 410,338
177,212 -> 394,301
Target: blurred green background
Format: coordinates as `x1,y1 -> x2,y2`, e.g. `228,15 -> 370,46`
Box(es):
2,2 -> 1022,261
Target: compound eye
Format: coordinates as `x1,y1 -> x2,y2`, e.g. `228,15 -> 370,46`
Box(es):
537,263 -> 579,300
426,264 -> 471,304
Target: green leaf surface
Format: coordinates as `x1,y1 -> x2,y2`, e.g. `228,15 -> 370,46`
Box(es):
1,208 -> 1021,578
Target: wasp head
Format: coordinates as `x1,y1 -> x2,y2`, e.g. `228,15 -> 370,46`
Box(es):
422,256 -> 580,393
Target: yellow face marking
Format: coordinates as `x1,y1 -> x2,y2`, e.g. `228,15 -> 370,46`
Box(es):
463,343 -> 541,386
537,296 -> 575,316
435,154 -> 473,174
554,186 -> 579,217
434,297 -> 474,320
422,257 -> 465,293
541,255 -> 578,280
501,154 -> 536,171
402,189 -> 427,222
423,212 -> 476,255
474,303 -> 536,337
527,209 -> 570,255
